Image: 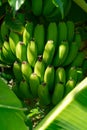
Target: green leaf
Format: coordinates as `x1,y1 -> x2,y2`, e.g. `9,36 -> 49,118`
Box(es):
66,1 -> 87,23
5,13 -> 24,34
8,0 -> 25,11
0,108 -> 28,130
73,0 -> 87,13
0,77 -> 30,130
35,77 -> 87,130
0,77 -> 27,112
52,0 -> 64,18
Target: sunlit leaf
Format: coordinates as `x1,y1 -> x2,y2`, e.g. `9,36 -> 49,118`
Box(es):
0,108 -> 28,130
35,77 -> 87,130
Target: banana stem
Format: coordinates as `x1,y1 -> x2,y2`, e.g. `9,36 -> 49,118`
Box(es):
73,0 -> 87,13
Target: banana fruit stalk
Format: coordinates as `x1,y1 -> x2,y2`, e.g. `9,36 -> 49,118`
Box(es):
53,40 -> 69,67
16,41 -> 27,62
21,61 -> 32,83
29,73 -> 40,97
34,56 -> 45,82
23,22 -> 34,45
55,67 -> 66,85
38,82 -> 51,105
34,24 -> 45,55
44,65 -> 55,92
9,31 -> 20,55
13,61 -> 22,83
52,82 -> 64,105
27,40 -> 37,67
43,40 -> 55,66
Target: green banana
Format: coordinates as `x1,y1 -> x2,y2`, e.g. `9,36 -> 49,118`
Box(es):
34,24 -> 45,55
9,31 -> 20,55
66,21 -> 75,42
43,40 -> 55,66
67,66 -> 77,84
38,82 -> 51,105
44,65 -> 55,92
34,56 -> 45,82
2,41 -> 16,64
21,61 -> 32,83
74,31 -> 82,49
23,21 -> 34,45
13,61 -> 22,83
76,67 -> 84,83
27,40 -> 37,67
19,80 -> 33,99
55,67 -> 66,85
0,48 -> 9,64
46,0 -> 71,22
52,82 -> 64,105
32,0 -> 43,16
29,73 -> 40,98
58,21 -> 67,42
47,22 -> 58,48
46,7 -> 61,22
64,79 -> 76,96
71,51 -> 85,67
16,41 -> 27,62
63,41 -> 78,66
43,0 -> 55,16
0,21 -> 9,41
53,40 -> 69,67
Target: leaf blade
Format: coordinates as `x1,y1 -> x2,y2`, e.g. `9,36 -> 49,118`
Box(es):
35,77 -> 87,130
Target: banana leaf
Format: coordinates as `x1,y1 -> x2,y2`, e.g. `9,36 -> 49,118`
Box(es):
35,77 -> 87,130
0,77 -> 29,130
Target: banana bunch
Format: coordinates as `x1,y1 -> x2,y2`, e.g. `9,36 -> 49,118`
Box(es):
0,19 -> 86,107
31,0 -> 72,22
